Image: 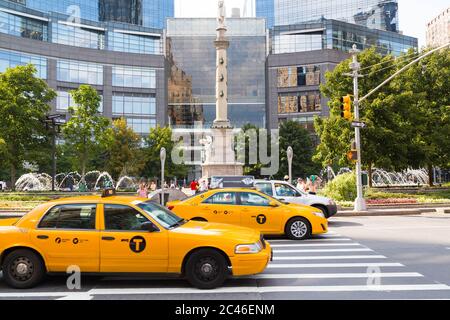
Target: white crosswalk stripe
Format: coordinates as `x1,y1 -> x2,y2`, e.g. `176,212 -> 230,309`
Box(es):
2,234 -> 449,299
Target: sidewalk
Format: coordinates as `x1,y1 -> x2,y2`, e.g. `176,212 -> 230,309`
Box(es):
336,206 -> 450,217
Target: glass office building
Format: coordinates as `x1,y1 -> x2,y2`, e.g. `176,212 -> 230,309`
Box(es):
166,18 -> 267,129
272,18 -> 417,56
256,0 -> 399,32
0,0 -> 173,135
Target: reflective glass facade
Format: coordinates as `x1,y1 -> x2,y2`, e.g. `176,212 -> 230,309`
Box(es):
52,23 -> 105,49
123,117 -> 156,134
166,18 -> 267,129
112,66 -> 156,89
0,49 -> 47,78
18,0 -> 173,29
272,19 -> 417,56
108,31 -> 162,54
57,59 -> 103,85
0,10 -> 47,40
57,90 -> 103,112
112,92 -> 156,116
257,0 -> 399,32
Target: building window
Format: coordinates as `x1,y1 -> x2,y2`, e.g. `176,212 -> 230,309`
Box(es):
57,60 -> 103,85
112,93 -> 156,116
112,66 -> 156,88
108,32 -> 162,54
52,23 -> 105,50
124,118 -> 156,135
0,49 -> 47,79
278,93 -> 321,114
0,11 -> 48,41
57,90 -> 103,113
277,65 -> 320,88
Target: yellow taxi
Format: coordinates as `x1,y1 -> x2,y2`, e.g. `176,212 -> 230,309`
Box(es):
167,188 -> 328,240
0,190 -> 271,289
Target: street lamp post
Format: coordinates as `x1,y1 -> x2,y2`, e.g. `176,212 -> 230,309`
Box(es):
348,45 -> 367,212
160,147 -> 167,206
45,114 -> 65,192
287,146 -> 293,184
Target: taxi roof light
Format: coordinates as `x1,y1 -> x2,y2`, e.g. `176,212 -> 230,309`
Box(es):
101,188 -> 117,198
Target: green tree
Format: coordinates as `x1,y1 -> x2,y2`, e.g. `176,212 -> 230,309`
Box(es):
62,85 -> 110,177
277,120 -> 320,180
314,48 -> 421,186
235,123 -> 264,177
106,118 -> 144,179
142,126 -> 188,182
0,64 -> 56,189
394,48 -> 450,186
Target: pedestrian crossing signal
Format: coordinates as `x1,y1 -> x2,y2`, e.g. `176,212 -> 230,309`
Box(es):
347,150 -> 358,162
340,95 -> 353,121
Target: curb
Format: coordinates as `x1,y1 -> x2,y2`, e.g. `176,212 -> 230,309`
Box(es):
335,209 -> 423,217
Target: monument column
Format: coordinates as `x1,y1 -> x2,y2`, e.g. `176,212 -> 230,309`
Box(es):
200,0 -> 243,178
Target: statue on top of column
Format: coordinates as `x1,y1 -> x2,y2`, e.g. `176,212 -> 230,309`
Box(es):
217,0 -> 226,28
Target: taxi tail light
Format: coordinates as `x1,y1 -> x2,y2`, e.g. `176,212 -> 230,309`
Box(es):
167,205 -> 175,210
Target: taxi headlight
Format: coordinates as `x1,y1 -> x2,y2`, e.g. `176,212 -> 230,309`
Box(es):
235,242 -> 262,254
313,211 -> 325,218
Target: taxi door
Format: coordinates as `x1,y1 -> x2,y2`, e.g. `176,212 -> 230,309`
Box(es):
30,203 -> 100,272
99,204 -> 168,273
238,192 -> 282,233
197,191 -> 240,225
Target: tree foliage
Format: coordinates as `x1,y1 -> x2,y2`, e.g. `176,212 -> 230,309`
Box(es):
277,120 -> 320,179
62,85 -> 111,177
142,126 -> 188,181
105,118 -> 144,179
314,47 -> 450,186
0,64 -> 56,189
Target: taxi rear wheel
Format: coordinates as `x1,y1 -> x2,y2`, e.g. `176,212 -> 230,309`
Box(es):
185,249 -> 228,289
285,217 -> 312,240
2,249 -> 45,289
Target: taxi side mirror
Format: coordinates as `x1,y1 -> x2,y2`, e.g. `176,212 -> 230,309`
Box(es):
269,201 -> 279,207
141,221 -> 159,232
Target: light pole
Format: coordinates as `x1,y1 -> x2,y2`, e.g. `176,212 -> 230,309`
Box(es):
44,114 -> 65,192
348,45 -> 367,212
160,147 -> 166,206
287,146 -> 293,184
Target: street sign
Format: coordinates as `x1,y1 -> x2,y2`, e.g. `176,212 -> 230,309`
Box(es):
351,121 -> 367,129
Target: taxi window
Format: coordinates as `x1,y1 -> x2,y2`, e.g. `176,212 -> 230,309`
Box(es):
255,183 -> 273,196
203,192 -> 237,205
104,204 -> 150,231
275,183 -> 301,197
39,204 -> 96,230
239,192 -> 270,207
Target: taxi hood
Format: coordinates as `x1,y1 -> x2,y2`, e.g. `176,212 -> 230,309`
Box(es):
172,220 -> 261,243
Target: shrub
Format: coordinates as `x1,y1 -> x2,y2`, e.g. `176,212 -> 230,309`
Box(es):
322,173 -> 357,201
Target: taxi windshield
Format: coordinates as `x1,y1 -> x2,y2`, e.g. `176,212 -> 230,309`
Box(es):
137,201 -> 186,229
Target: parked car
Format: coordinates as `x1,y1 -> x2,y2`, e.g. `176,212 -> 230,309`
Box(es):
254,180 -> 338,218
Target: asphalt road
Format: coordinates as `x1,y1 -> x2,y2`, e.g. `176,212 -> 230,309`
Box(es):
0,213 -> 449,300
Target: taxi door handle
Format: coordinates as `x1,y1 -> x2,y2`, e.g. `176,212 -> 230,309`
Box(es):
102,236 -> 115,241
37,235 -> 49,240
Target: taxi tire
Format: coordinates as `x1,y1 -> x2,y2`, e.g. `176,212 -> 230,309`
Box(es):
285,217 -> 312,240
2,249 -> 45,289
185,249 -> 228,289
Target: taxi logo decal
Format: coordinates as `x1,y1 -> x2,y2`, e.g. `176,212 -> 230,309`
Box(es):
55,237 -> 62,244
129,236 -> 146,253
73,238 -> 79,244
256,214 -> 267,224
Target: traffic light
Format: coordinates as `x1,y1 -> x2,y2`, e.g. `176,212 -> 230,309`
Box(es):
340,95 -> 353,121
347,140 -> 357,162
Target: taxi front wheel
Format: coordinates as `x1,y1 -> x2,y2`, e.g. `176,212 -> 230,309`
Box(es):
285,217 -> 312,240
185,249 -> 228,289
2,249 -> 45,289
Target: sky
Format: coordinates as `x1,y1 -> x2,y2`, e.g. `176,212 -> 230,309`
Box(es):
174,0 -> 450,47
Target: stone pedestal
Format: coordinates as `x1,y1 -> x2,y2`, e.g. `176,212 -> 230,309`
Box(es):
201,126 -> 244,178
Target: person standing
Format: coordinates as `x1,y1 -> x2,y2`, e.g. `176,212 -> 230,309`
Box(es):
150,181 -> 157,192
137,183 -> 148,198
296,178 -> 306,192
190,179 -> 198,195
